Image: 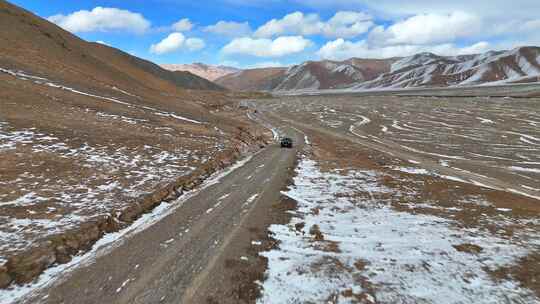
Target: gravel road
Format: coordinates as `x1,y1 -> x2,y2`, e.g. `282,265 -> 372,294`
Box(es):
18,119 -> 302,304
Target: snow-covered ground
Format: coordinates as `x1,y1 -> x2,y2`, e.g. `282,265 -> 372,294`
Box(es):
263,97 -> 540,199
0,118 -> 226,261
0,153 -> 256,304
258,156 -> 540,303
0,67 -> 231,264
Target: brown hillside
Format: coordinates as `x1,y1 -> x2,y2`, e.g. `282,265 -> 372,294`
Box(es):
215,68 -> 287,91
0,0 -> 265,289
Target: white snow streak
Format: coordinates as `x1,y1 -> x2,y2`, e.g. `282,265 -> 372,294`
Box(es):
258,156 -> 539,304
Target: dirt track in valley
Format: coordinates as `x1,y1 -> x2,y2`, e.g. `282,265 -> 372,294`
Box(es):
14,123 -> 302,304
8,92 -> 540,304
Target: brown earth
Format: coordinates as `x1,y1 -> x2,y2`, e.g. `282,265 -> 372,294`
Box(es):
235,95 -> 540,301
0,0 -> 267,290
215,68 -> 287,91
488,252 -> 540,298
215,58 -> 396,92
12,124 -> 302,304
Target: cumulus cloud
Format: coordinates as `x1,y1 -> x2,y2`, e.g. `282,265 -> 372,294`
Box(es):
222,36 -> 312,57
254,11 -> 373,38
48,7 -> 150,34
323,11 -> 374,38
247,61 -> 286,68
150,33 -> 186,54
273,0 -> 540,20
204,21 -> 252,37
185,38 -> 206,51
172,18 -> 193,32
254,12 -> 321,37
317,38 -> 491,60
150,33 -> 206,54
368,11 -> 482,46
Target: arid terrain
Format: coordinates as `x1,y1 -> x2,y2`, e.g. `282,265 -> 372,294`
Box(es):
0,0 -> 266,296
2,0 -> 540,303
4,88 -> 540,304
246,93 -> 540,303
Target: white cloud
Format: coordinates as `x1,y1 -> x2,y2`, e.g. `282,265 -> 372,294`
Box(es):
254,11 -> 373,38
150,33 -> 206,54
454,42 -> 491,55
172,18 -> 193,32
282,0 -> 540,20
48,7 -> 150,34
323,11 -> 374,38
150,33 -> 185,54
247,61 -> 286,68
204,21 -> 252,37
229,1 -> 540,57
222,36 -> 312,57
254,12 -> 321,38
368,11 -> 482,46
521,19 -> 540,32
185,38 -> 206,51
317,38 -> 491,60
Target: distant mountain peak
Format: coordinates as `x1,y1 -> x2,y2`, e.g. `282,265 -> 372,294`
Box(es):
161,63 -> 240,81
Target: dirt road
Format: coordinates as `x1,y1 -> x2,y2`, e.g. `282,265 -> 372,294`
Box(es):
16,122 -> 302,304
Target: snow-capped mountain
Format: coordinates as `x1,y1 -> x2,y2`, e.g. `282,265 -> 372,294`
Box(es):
354,46 -> 540,89
215,47 -> 540,92
215,58 -> 395,91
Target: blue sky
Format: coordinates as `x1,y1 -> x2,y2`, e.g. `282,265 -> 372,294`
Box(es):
10,0 -> 540,68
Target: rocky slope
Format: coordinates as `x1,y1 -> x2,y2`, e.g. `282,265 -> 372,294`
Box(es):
215,67 -> 288,92
161,63 -> 240,81
215,59 -> 395,92
355,46 -> 540,90
0,0 -> 265,289
216,47 -> 540,92
274,59 -> 396,91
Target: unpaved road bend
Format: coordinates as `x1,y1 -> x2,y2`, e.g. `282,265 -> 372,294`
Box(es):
18,122 -> 302,304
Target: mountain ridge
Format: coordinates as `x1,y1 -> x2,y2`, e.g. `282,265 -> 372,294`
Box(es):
215,47 -> 540,92
0,0 -> 223,93
160,63 -> 240,81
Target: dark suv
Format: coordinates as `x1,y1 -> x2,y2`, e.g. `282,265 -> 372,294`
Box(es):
280,137 -> 293,148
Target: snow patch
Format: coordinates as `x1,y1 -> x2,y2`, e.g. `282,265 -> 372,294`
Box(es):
258,156 -> 539,303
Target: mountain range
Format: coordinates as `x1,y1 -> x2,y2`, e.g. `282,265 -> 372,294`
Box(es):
211,47 -> 540,92
160,63 -> 240,81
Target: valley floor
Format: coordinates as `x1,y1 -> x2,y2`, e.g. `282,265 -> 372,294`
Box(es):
2,91 -> 540,304
249,95 -> 540,303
